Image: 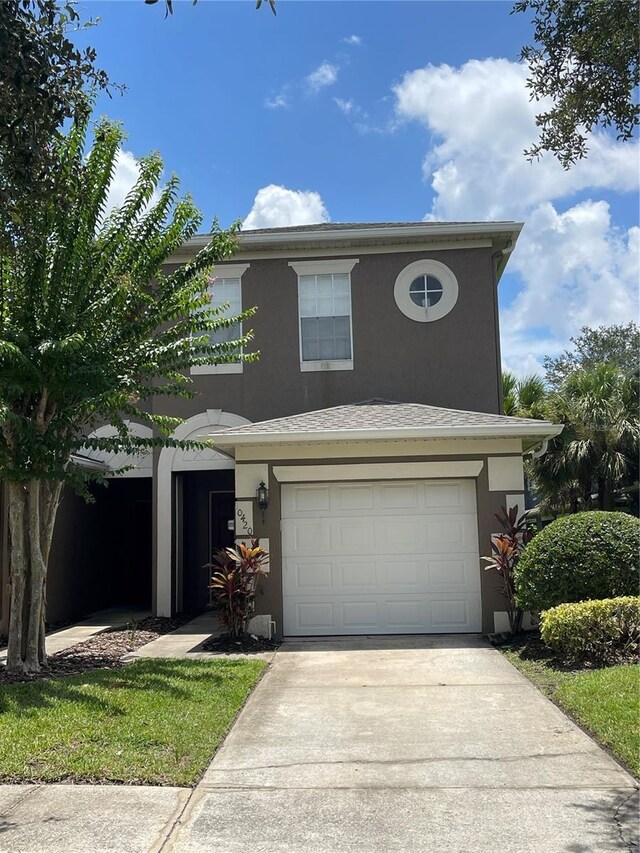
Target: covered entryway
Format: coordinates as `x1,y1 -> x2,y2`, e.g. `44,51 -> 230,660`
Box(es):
281,479 -> 482,635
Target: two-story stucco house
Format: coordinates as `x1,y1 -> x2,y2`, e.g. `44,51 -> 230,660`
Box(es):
0,221 -> 561,638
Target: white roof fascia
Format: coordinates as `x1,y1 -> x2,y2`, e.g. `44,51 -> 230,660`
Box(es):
210,422 -> 563,448
181,222 -> 524,252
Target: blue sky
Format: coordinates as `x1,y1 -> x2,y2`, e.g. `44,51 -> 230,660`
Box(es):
79,0 -> 639,374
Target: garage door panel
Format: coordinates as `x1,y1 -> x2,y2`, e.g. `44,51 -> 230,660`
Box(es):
335,484 -> 375,511
285,560 -> 334,593
425,481 -> 470,511
282,479 -> 481,635
334,521 -> 375,550
385,599 -> 425,630
282,520 -> 331,554
378,482 -> 420,510
338,560 -> 378,589
289,485 -> 331,513
376,519 -> 426,551
424,514 -> 478,552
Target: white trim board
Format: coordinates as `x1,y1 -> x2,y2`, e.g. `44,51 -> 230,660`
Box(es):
273,461 -> 483,483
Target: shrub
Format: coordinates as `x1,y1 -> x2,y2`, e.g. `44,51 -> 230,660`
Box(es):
514,511 -> 640,612
540,597 -> 640,663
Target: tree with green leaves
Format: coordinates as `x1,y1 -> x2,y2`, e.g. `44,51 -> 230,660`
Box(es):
531,363 -> 639,514
502,371 -> 547,419
544,323 -> 640,389
513,0 -> 639,168
0,117 -> 254,673
0,0 -> 111,236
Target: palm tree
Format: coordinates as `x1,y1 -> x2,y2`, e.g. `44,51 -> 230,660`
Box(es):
502,371 -> 547,419
531,364 -> 639,513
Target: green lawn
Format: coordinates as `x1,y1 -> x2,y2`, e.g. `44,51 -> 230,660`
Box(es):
0,658 -> 266,786
503,645 -> 639,778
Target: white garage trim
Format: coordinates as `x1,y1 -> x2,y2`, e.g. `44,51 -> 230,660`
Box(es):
273,461 -> 483,483
282,479 -> 481,636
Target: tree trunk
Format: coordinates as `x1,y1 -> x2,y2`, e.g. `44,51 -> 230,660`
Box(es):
6,479 -> 63,673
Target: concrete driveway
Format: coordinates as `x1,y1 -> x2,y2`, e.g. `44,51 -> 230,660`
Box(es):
167,635 -> 639,853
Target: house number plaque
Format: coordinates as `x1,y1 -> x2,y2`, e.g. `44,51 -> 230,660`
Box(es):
235,500 -> 254,537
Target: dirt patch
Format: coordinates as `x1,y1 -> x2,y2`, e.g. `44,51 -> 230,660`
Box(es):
201,633 -> 281,654
0,616 -> 192,684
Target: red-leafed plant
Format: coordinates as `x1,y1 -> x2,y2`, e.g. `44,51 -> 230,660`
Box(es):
481,506 -> 534,635
206,539 -> 269,638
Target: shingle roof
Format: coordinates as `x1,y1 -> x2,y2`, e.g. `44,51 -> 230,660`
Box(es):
239,221 -> 517,236
215,400 -> 553,436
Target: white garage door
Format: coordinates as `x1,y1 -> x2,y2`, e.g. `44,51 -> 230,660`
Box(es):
281,479 -> 482,636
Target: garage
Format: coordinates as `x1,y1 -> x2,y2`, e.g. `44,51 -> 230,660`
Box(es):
281,478 -> 482,636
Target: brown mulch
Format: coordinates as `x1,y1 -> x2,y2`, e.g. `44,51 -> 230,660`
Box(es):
0,615 -> 191,685
201,632 -> 281,655
500,629 -> 637,671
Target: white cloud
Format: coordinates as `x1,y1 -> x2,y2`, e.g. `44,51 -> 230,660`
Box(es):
343,35 -> 362,46
501,202 -> 639,374
242,184 -> 330,230
265,89 -> 290,109
104,149 -> 144,216
334,97 -> 355,116
392,58 -> 640,374
306,62 -> 338,93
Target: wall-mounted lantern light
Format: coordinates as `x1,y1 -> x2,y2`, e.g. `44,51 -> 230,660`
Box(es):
256,481 -> 269,520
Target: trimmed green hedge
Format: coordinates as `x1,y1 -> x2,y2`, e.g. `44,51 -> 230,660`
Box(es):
540,597 -> 640,663
514,511 -> 640,612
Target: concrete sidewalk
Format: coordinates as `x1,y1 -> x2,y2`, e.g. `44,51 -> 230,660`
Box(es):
0,606 -> 150,663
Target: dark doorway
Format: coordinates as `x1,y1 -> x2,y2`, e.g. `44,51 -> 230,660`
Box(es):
46,477 -> 153,625
181,470 -> 235,612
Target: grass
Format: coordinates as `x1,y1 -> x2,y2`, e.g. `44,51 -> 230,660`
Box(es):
0,657 -> 266,786
502,640 -> 639,778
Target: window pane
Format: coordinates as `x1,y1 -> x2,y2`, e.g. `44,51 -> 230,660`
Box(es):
299,277 -> 317,318
332,274 -> 350,294
300,317 -> 320,361
425,275 -> 443,307
207,278 -> 242,357
299,273 -> 352,362
409,276 -> 427,307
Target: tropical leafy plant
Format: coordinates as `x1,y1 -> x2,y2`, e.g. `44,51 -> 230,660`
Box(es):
481,505 -> 534,635
531,363 -> 639,514
0,115 -> 255,673
502,371 -> 547,419
208,540 -> 270,639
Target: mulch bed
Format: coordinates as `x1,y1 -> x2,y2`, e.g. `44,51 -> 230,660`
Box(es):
0,616 -> 190,685
499,629 -> 637,671
201,633 -> 281,654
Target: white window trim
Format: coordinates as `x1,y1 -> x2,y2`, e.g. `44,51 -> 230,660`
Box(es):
289,258 -> 359,276
191,263 -> 250,375
394,258 -> 459,323
293,260 -> 357,372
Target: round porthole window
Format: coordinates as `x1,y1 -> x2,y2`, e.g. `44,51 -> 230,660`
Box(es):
394,260 -> 459,323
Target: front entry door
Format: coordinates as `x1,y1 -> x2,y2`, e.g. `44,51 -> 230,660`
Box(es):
209,491 -> 236,558
181,470 -> 235,612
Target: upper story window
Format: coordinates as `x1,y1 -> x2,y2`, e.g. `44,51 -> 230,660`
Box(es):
191,263 -> 249,375
393,259 -> 458,323
290,259 -> 358,373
